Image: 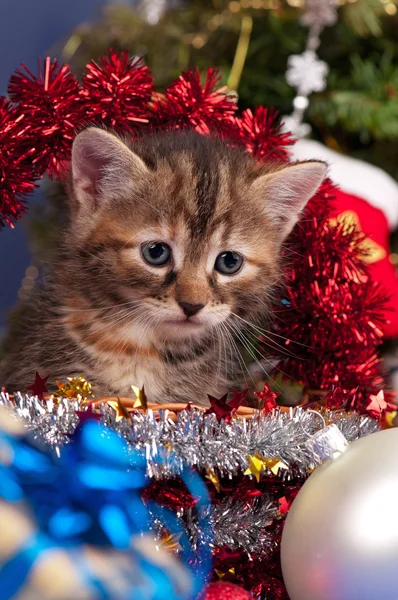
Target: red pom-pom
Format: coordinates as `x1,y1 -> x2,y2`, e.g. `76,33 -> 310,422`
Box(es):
235,107 -> 295,162
152,68 -> 237,134
81,50 -> 153,132
0,96 -> 36,227
8,58 -> 82,177
203,582 -> 251,600
270,180 -> 388,410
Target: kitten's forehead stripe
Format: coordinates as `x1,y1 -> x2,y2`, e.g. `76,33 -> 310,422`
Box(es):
191,153 -> 219,236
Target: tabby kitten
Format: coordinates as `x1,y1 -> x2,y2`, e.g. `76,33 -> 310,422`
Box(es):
0,128 -> 326,404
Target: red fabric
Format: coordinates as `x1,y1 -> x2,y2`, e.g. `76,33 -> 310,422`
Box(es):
331,189 -> 398,338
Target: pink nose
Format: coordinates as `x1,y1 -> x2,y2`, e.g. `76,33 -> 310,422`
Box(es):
178,301 -> 205,318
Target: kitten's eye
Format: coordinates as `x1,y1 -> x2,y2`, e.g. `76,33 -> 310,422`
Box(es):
141,242 -> 171,266
214,251 -> 243,275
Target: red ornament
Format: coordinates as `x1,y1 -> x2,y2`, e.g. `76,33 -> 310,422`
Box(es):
203,582 -> 251,600
152,68 -> 237,134
235,107 -> 295,162
81,50 -> 153,132
27,372 -> 49,400
205,394 -> 234,422
8,57 -> 82,177
254,382 -> 281,413
0,96 -> 36,227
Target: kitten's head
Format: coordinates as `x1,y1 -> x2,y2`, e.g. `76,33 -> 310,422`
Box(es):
64,128 -> 326,347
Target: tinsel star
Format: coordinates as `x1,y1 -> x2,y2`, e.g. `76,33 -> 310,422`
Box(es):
160,532 -> 183,552
245,452 -> 288,483
254,383 -> 280,413
206,468 -> 221,493
228,389 -> 249,411
286,50 -> 329,96
107,398 -> 130,422
131,384 -> 148,410
27,372 -> 49,400
366,390 -> 395,419
75,403 -> 102,424
205,394 -> 233,422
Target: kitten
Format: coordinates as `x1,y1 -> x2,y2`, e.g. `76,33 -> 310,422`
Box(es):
0,128 -> 326,404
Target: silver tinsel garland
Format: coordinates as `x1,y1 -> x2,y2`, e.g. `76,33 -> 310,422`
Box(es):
0,391 -> 380,558
0,391 -> 379,477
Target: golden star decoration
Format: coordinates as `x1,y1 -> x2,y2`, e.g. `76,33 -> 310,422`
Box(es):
160,532 -> 183,552
205,468 -> 221,493
131,384 -> 148,410
107,398 -> 130,422
244,452 -> 288,482
215,568 -> 235,579
52,376 -> 95,402
329,211 -> 386,264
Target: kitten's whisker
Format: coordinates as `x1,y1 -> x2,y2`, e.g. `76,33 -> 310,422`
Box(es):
221,321 -> 257,390
230,312 -> 313,349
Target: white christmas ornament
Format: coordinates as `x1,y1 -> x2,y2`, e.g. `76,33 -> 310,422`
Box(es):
281,428 -> 398,600
286,51 -> 329,96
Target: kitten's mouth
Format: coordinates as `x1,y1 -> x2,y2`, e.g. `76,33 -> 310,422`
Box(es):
165,318 -> 202,327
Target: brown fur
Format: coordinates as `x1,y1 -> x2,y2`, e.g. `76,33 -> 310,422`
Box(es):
0,129 -> 326,404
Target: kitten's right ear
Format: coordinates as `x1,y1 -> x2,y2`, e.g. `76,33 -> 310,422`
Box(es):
71,128 -> 150,210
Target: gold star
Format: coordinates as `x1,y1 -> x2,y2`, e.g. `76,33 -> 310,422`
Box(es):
53,376 -> 95,402
205,468 -> 221,492
244,452 -> 288,482
215,567 -> 235,579
107,398 -> 130,421
329,211 -> 386,264
131,384 -> 148,410
160,532 -> 183,552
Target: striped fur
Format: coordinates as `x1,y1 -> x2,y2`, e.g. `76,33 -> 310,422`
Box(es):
0,129 -> 326,404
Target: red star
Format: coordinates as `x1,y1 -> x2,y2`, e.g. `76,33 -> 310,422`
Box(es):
27,372 -> 49,400
366,390 -> 395,418
278,496 -> 291,516
254,382 -> 280,414
228,389 -> 249,410
75,403 -> 102,425
205,394 -> 233,422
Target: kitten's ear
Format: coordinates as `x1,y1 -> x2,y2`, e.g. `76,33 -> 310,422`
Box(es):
71,128 -> 150,210
252,161 -> 327,240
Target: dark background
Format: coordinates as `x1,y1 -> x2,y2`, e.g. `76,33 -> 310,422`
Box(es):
0,0 -> 109,336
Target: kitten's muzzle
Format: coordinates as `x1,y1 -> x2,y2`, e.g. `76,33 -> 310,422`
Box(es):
178,301 -> 205,318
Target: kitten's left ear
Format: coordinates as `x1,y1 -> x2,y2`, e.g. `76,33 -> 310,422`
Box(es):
251,161 -> 327,240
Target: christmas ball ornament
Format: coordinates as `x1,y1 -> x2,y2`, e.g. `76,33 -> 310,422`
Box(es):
204,581 -> 252,600
281,428 -> 398,600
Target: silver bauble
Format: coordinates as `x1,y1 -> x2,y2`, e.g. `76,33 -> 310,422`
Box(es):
281,428 -> 398,600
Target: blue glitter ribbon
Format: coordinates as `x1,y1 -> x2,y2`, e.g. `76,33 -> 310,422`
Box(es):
0,417 -> 212,599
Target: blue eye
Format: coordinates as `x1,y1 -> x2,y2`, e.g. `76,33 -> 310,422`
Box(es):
215,251 -> 243,275
141,242 -> 171,266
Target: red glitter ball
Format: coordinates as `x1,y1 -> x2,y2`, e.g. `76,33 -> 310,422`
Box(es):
81,50 -> 153,132
0,96 -> 36,227
152,68 -> 237,134
203,582 -> 251,600
235,107 -> 295,162
8,57 -> 83,177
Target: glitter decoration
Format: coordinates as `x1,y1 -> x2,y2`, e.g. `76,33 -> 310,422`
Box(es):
81,50 -> 153,132
152,68 -> 237,134
8,57 -> 83,177
0,96 -> 36,227
286,51 -> 329,96
52,375 -> 95,401
204,581 -> 252,600
26,371 -> 49,400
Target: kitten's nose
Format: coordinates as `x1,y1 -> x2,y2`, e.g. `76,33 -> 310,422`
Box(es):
178,301 -> 205,318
